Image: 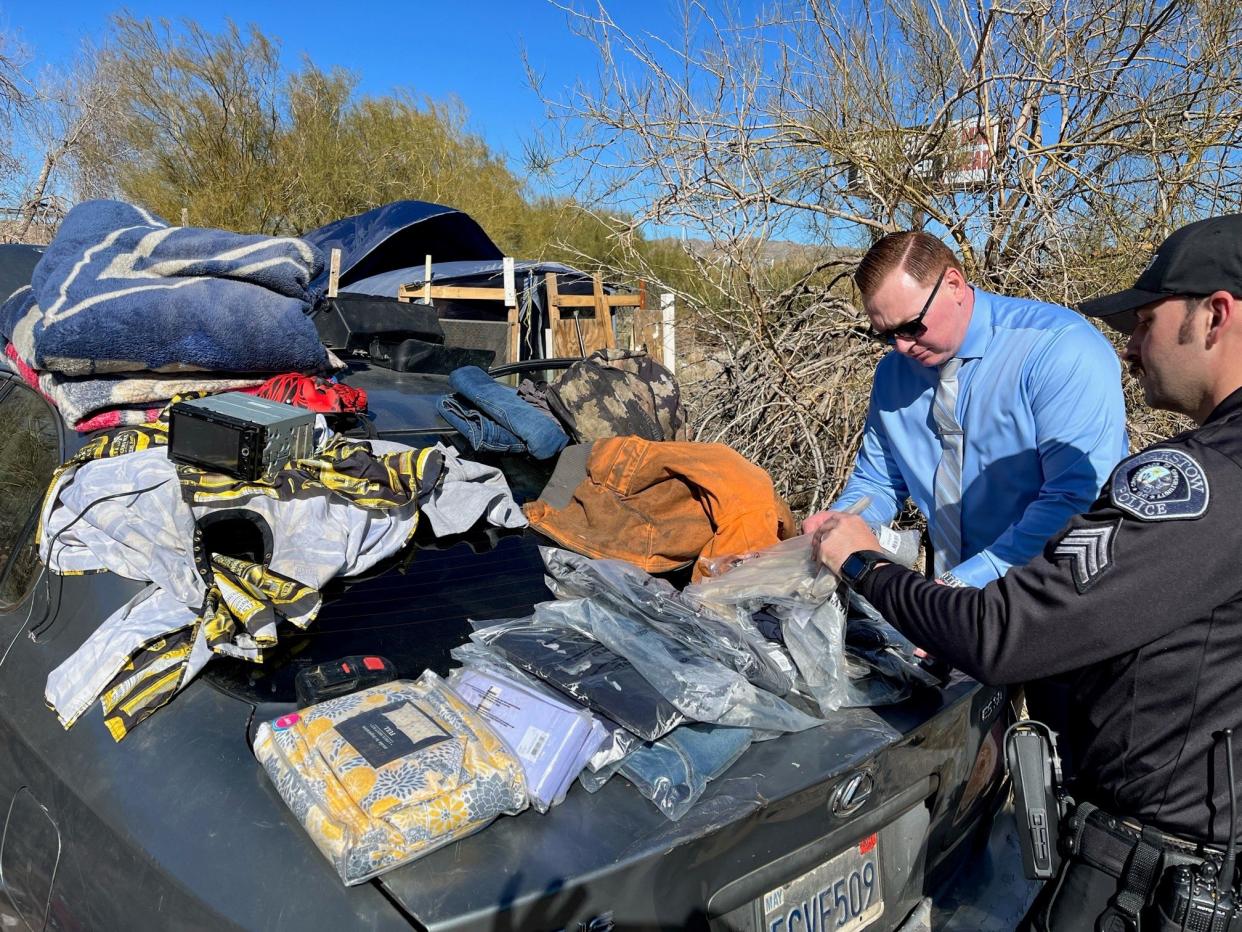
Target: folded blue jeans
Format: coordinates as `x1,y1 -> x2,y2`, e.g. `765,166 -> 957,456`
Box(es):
619,723 -> 753,820
437,396 -> 527,453
449,366 -> 568,460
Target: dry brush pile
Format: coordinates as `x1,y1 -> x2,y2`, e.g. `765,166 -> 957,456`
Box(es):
677,290 -> 885,518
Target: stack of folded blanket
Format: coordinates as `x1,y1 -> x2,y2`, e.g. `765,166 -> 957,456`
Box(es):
0,199 -> 339,430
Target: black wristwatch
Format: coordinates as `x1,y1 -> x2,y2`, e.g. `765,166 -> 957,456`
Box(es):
839,549 -> 892,588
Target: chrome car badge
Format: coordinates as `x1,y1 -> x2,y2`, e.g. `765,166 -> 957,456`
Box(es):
829,770 -> 875,817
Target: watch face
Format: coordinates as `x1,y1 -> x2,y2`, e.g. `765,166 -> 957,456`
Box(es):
841,552 -> 870,584
842,550 -> 886,586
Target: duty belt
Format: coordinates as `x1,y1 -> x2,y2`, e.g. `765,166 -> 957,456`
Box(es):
1066,802 -> 1230,931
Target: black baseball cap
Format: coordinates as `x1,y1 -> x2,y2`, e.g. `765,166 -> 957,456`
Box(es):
1079,214 -> 1242,333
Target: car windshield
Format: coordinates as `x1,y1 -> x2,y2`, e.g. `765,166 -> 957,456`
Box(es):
203,443 -> 558,706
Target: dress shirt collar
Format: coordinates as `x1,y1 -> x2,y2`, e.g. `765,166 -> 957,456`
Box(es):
952,287 -> 992,361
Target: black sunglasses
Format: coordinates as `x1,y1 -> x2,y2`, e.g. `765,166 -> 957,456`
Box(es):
869,267 -> 947,345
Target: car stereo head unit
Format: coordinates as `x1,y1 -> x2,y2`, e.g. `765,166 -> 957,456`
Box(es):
169,392 -> 317,482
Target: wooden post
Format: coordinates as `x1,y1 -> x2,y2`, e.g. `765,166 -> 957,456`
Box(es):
503,257 -> 519,363
635,279 -> 652,359
592,273 -> 616,350
180,207 -> 189,227
327,248 -> 341,300
423,255 -> 432,305
545,272 -> 572,356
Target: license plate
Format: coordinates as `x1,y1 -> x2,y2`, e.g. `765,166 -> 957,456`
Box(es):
760,834 -> 883,932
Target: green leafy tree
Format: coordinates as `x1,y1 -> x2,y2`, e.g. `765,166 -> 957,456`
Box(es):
73,12 -> 665,280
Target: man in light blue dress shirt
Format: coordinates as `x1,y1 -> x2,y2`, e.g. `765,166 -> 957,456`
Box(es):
806,232 -> 1129,588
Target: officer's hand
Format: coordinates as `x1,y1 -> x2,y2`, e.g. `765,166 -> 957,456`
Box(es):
802,510 -> 834,536
812,513 -> 882,575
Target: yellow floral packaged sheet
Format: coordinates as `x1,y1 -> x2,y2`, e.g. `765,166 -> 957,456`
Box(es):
253,671 -> 528,884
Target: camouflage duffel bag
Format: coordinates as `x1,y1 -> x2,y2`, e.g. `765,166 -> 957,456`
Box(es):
547,347 -> 688,443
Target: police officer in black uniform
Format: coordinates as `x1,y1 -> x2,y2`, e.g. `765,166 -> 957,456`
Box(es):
814,214 -> 1242,930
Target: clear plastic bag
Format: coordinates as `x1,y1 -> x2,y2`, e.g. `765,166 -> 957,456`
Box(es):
449,640 -> 637,774
617,723 -> 753,821
533,598 -> 821,734
691,533 -> 838,606
585,718 -> 642,772
842,592 -> 941,706
578,754 -> 625,793
448,662 -> 602,812
685,533 -> 852,714
469,615 -> 686,742
541,548 -> 795,696
252,671 -> 527,885
779,596 -> 852,713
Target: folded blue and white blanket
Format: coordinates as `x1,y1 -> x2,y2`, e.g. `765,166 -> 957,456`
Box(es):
1,200 -> 327,376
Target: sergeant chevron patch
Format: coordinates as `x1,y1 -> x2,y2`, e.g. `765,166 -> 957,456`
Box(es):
1053,522 -> 1118,593
1110,448 -> 1209,522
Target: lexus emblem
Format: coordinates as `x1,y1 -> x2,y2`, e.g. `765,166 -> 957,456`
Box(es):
829,770 -> 875,817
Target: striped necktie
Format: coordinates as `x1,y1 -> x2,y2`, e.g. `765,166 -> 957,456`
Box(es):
930,357 -> 964,578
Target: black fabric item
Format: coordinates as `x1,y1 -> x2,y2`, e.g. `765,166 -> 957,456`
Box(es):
1021,856 -> 1126,932
536,443 -> 594,511
1104,829 -> 1164,930
855,385 -> 1242,845
0,243 -> 41,304
313,293 -> 444,352
1079,214 -> 1242,330
367,337 -> 493,374
750,609 -> 784,645
517,378 -> 555,417
480,622 -> 685,742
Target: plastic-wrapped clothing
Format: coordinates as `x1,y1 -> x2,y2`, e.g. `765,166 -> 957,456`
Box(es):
691,534 -> 839,606
523,435 -> 797,581
617,724 -> 753,821
687,534 -> 852,714
780,598 -> 851,713
584,718 -> 641,773
469,617 -> 686,742
540,548 -> 795,696
532,598 -> 821,735
252,672 -> 528,886
750,609 -> 784,645
842,594 -> 941,706
448,665 -> 602,812
449,640 -> 638,772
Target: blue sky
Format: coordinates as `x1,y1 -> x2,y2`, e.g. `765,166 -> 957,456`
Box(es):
1,0 -> 688,180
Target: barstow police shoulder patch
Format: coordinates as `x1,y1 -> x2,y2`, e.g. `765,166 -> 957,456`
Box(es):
1110,447 -> 1209,522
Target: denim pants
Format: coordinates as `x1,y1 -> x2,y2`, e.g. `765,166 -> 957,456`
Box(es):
448,366 -> 568,460
619,724 -> 753,820
437,395 -> 527,453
